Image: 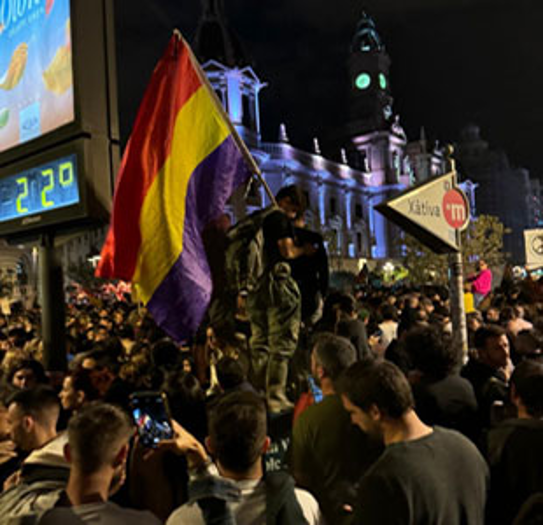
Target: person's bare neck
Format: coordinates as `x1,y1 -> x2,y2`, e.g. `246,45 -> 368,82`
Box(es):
217,458 -> 263,482
66,469 -> 111,506
320,378 -> 335,397
33,427 -> 58,450
382,410 -> 433,446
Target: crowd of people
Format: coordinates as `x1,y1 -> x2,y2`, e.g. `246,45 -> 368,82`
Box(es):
0,185 -> 541,525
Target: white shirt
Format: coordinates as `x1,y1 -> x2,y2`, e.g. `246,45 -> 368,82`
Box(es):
167,475 -> 322,525
378,321 -> 398,349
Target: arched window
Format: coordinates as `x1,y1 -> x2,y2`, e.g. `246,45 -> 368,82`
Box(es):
242,94 -> 253,130
356,232 -> 363,252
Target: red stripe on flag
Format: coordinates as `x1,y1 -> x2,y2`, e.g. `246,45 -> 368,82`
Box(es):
97,37 -> 201,280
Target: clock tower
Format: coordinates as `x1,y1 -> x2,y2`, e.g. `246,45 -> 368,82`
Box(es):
346,12 -> 409,259
347,12 -> 393,135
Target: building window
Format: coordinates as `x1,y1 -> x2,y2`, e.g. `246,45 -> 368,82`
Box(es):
355,203 -> 363,220
356,232 -> 363,252
330,197 -> 337,216
242,94 -> 255,130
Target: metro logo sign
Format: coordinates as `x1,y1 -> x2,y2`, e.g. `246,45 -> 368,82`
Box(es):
443,188 -> 469,229
375,171 -> 469,253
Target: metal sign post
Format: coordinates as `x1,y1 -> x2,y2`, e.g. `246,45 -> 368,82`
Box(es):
39,233 -> 66,372
375,145 -> 470,357
444,149 -> 468,359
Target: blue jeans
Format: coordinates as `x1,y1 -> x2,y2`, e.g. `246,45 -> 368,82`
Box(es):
473,293 -> 486,308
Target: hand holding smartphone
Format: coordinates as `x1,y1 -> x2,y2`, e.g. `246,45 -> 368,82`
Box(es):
129,391 -> 174,449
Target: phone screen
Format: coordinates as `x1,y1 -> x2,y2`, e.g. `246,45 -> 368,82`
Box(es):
129,391 -> 174,449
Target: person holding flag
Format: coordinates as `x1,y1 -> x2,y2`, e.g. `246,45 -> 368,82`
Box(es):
96,31 -> 258,345
96,30 -> 319,413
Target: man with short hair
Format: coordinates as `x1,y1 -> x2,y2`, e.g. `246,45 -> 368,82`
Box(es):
485,306 -> 500,324
405,327 -> 478,440
0,390 -> 18,489
166,391 -> 321,525
486,360 -> 543,524
340,360 -> 489,524
7,386 -> 60,455
462,325 -> 512,428
36,403 -> 161,524
0,387 -> 69,522
215,356 -> 255,395
290,333 -> 381,523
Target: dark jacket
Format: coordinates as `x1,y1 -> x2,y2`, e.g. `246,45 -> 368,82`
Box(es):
486,418 -> 543,524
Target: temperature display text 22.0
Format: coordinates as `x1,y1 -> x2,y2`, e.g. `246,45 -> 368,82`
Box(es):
0,154 -> 80,223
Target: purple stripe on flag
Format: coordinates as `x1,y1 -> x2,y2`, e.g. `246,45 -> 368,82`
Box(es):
147,135 -> 251,342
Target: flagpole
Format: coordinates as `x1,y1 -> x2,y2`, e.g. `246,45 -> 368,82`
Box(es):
173,30 -> 278,207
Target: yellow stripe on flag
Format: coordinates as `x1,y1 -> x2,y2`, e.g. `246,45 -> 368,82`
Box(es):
133,86 -> 231,302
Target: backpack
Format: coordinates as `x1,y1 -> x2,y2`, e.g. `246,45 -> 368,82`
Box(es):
265,471 -> 308,525
224,206 -> 279,293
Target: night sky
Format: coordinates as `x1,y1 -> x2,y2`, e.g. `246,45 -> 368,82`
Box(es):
114,0 -> 542,180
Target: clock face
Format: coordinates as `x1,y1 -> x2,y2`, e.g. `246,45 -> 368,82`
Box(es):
379,73 -> 387,90
355,72 -> 371,90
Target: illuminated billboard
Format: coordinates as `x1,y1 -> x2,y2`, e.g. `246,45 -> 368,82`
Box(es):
0,0 -> 74,153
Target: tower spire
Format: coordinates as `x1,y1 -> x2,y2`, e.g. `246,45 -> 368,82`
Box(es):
351,11 -> 384,53
278,123 -> 289,143
420,126 -> 427,144
201,0 -> 225,19
193,0 -> 250,67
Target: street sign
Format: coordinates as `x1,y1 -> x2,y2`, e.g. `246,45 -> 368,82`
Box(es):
375,171 -> 469,253
524,228 -> 543,268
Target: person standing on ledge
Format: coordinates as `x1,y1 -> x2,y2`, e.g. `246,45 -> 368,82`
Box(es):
248,185 -> 316,413
468,259 -> 492,308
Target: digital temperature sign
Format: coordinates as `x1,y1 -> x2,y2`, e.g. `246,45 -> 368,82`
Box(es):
0,153 -> 79,223
0,0 -> 119,238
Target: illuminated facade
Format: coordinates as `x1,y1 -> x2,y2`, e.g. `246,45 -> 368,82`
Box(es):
53,3 -> 478,276
194,3 -> 476,261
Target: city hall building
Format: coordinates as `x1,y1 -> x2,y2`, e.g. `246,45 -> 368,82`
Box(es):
192,3 -> 477,266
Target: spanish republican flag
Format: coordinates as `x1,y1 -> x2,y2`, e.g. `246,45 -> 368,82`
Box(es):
96,33 -> 253,341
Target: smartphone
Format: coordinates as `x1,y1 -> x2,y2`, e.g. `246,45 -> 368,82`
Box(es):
307,375 -> 323,404
129,391 -> 174,449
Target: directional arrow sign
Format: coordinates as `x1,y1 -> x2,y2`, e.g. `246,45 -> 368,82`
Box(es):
375,171 -> 469,253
